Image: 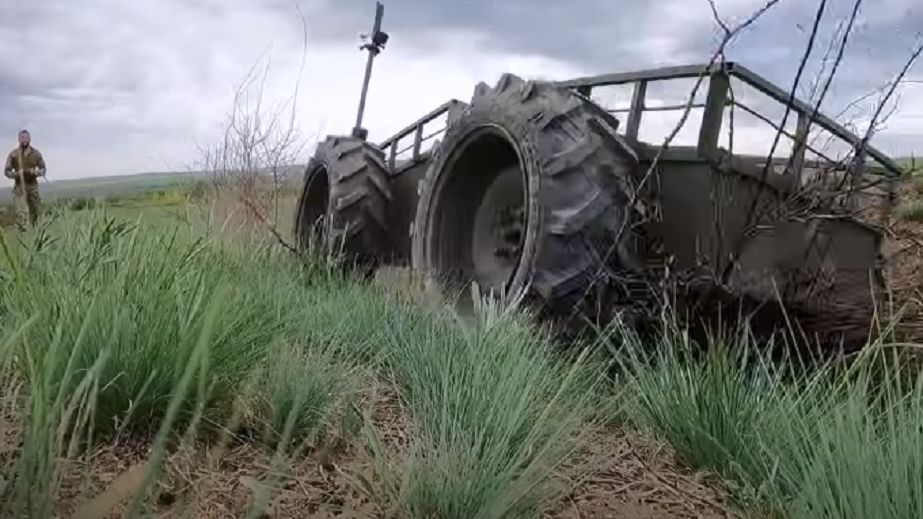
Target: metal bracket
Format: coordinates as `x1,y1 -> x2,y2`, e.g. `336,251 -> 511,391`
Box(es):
351,2 -> 389,140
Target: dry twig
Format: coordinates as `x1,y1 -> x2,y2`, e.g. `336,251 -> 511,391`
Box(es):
567,0 -> 784,323
194,6 -> 313,240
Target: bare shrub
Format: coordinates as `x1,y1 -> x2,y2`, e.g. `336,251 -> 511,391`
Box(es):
194,10 -> 312,237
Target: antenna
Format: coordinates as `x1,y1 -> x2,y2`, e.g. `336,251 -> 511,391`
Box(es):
351,2 -> 389,140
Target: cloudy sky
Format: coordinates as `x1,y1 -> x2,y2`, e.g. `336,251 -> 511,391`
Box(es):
1,0 -> 920,180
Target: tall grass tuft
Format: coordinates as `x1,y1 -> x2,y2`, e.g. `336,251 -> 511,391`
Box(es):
609,317 -> 923,517
0,212 -> 361,515
0,313 -> 108,518
611,323 -> 799,487
0,212 -> 353,438
358,289 -> 603,519
772,346 -> 923,519
250,340 -> 358,449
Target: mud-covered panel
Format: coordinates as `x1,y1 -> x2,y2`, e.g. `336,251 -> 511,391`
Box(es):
640,147 -> 883,299
385,159 -> 430,264
642,155 -> 789,276
728,218 -> 881,301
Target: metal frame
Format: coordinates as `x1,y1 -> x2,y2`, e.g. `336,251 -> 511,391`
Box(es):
377,99 -> 467,172
556,62 -> 903,178
372,62 -> 903,180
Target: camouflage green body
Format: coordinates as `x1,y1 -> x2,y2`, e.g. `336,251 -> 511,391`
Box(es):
4,146 -> 46,229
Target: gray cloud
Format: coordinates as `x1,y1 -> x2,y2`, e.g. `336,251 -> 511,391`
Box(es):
0,0 -> 920,179
303,1 -> 920,74
297,0 -> 739,69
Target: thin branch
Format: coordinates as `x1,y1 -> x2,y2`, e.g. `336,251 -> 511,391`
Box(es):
726,0 -> 857,286
193,5 -> 314,250
802,0 -> 864,150
823,38 -> 923,199
804,16 -> 845,102
567,0 -> 784,321
760,0 -> 828,174
241,197 -> 299,255
707,0 -> 731,35
858,40 -> 923,147
645,0 -> 783,186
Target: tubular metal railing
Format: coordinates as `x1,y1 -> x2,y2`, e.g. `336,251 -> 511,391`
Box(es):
374,62 -> 904,182
556,62 -> 904,178
378,100 -> 466,171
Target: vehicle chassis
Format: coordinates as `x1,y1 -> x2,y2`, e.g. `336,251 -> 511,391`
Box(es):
298,61 -> 904,351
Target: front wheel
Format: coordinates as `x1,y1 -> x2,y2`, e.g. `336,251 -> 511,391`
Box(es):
411,74 -> 647,326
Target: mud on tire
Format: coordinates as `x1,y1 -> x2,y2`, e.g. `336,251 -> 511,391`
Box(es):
411,73 -> 648,325
294,135 -> 392,271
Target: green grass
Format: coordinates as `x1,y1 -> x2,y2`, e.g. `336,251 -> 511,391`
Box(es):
1,200 -> 921,518
896,199 -> 923,221
897,156 -> 923,176
0,209 -> 606,518
0,171 -> 210,207
609,321 -> 923,518
3,216 -> 294,435
0,210 -> 359,516
357,296 -> 606,518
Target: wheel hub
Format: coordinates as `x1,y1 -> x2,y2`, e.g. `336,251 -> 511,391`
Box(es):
471,165 -> 526,294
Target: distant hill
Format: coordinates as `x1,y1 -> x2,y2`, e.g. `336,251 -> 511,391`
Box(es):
0,166 -> 304,205
0,171 -> 206,205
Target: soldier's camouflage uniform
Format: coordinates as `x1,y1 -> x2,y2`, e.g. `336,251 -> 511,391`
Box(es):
4,146 -> 46,229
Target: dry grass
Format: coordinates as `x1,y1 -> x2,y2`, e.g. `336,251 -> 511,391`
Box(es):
2,359 -> 736,519
4,391 -> 737,519
550,427 -> 734,519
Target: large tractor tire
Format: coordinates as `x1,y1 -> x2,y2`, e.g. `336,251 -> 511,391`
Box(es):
411,73 -> 648,326
294,135 -> 392,271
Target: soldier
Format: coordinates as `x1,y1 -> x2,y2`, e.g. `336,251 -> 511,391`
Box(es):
4,129 -> 46,229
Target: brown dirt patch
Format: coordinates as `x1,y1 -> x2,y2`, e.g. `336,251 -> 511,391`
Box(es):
3,381 -> 734,519
42,437 -> 725,519
549,427 -> 736,519
0,377 -> 24,495
882,181 -> 923,342
52,439 -> 373,519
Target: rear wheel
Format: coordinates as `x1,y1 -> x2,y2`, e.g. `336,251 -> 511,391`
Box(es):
294,135 -> 392,271
411,74 -> 647,325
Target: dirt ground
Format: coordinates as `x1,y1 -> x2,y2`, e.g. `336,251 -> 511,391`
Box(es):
549,428 -> 733,519
883,243 -> 923,341
56,431 -> 728,519
878,180 -> 923,343
1,373 -> 738,519
15,429 -> 737,519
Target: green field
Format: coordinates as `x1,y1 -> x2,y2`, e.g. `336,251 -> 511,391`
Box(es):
0,184 -> 921,519
0,171 -> 204,206
897,156 -> 923,175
